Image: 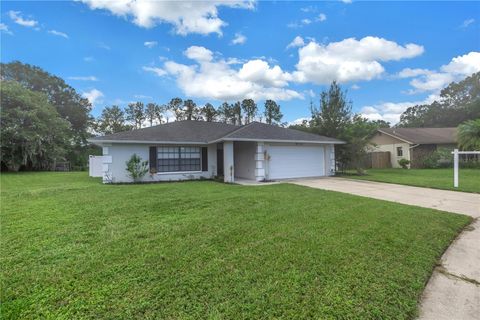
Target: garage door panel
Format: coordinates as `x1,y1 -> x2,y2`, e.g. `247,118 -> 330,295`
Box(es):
268,145 -> 325,179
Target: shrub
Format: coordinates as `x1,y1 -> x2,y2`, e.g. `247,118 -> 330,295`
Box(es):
125,154 -> 149,182
423,148 -> 453,169
398,158 -> 410,169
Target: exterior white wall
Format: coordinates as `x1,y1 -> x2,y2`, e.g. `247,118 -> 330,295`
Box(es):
234,141 -> 256,180
223,141 -> 235,183
371,143 -> 411,168
102,143 -> 217,183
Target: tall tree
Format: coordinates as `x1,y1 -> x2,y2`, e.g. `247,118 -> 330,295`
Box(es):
145,103 -> 163,126
399,72 -> 480,127
96,105 -> 130,135
1,61 -> 94,168
201,103 -> 217,122
233,101 -> 242,125
183,99 -> 199,120
341,115 -> 379,175
1,81 -> 70,171
126,102 -> 146,129
264,99 -> 283,125
311,81 -> 352,138
457,119 -> 480,150
241,99 -> 257,124
218,102 -> 233,123
167,97 -> 184,121
0,61 -> 92,143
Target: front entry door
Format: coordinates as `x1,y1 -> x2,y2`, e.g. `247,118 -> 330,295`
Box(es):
217,148 -> 224,176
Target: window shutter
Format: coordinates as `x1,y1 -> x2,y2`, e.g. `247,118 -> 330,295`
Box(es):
201,147 -> 208,172
149,146 -> 157,172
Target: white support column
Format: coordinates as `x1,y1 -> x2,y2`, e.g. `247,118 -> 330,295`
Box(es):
255,142 -> 265,181
329,144 -> 336,176
102,145 -> 112,183
223,141 -> 234,183
453,148 -> 459,188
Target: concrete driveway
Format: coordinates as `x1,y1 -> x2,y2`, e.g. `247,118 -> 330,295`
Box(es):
291,177 -> 480,320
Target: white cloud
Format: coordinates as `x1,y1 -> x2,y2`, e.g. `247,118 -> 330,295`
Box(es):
317,13 -> 327,22
396,68 -> 432,78
0,23 -> 13,35
48,30 -> 69,39
82,89 -> 104,106
185,46 -> 214,61
231,32 -> 247,45
80,0 -> 254,35
294,36 -> 424,84
84,56 -> 95,62
440,51 -> 480,75
288,17 -> 316,28
360,94 -> 439,125
341,0 -> 352,3
134,94 -> 153,99
98,42 -> 111,50
68,76 -> 98,81
460,18 -> 475,28
238,60 -> 293,87
8,11 -> 38,27
405,51 -> 480,93
144,41 -> 158,48
154,46 -> 301,101
142,66 -> 167,76
351,84 -> 360,90
286,36 -> 305,49
289,117 -> 310,126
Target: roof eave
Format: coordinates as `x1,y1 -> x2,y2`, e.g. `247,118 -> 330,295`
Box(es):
212,137 -> 345,144
87,139 -> 208,145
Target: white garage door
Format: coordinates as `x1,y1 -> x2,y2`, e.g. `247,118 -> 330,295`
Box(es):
268,145 -> 325,179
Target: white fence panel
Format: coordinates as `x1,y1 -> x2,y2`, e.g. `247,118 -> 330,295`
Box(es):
89,155 -> 104,177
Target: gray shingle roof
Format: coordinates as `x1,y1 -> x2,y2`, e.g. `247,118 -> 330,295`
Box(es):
222,122 -> 343,143
90,121 -> 239,143
379,127 -> 457,144
90,120 -> 343,144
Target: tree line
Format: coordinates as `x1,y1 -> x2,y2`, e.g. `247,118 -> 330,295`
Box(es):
398,72 -> 480,128
95,98 -> 284,135
1,60 -> 478,173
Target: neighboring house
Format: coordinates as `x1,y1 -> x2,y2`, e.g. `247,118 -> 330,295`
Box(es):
89,121 -> 344,183
369,127 -> 457,168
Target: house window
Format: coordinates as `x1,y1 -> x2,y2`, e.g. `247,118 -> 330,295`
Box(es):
397,147 -> 403,157
157,146 -> 201,172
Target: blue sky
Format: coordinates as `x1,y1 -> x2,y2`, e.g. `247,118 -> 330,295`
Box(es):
1,1 -> 479,124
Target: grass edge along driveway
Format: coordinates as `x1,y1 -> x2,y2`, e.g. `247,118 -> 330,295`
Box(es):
341,168 -> 480,193
1,172 -> 472,319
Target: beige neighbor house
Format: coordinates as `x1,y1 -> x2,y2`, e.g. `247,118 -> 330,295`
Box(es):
369,127 -> 457,168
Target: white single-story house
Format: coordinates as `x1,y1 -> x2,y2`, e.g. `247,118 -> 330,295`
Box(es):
89,121 -> 343,183
369,127 -> 457,168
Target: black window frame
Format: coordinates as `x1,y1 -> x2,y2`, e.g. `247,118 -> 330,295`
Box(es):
156,146 -> 201,173
396,146 -> 403,157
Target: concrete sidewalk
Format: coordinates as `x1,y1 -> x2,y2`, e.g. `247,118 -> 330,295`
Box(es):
291,177 -> 480,320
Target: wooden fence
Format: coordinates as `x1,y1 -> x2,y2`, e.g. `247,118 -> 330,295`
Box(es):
364,152 -> 391,169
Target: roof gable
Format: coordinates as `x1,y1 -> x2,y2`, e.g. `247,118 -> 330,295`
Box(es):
378,127 -> 457,144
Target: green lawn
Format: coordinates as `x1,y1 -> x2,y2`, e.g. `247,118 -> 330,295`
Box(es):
1,172 -> 471,319
340,168 -> 480,193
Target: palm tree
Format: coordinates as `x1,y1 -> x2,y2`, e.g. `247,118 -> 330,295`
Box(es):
457,119 -> 480,150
